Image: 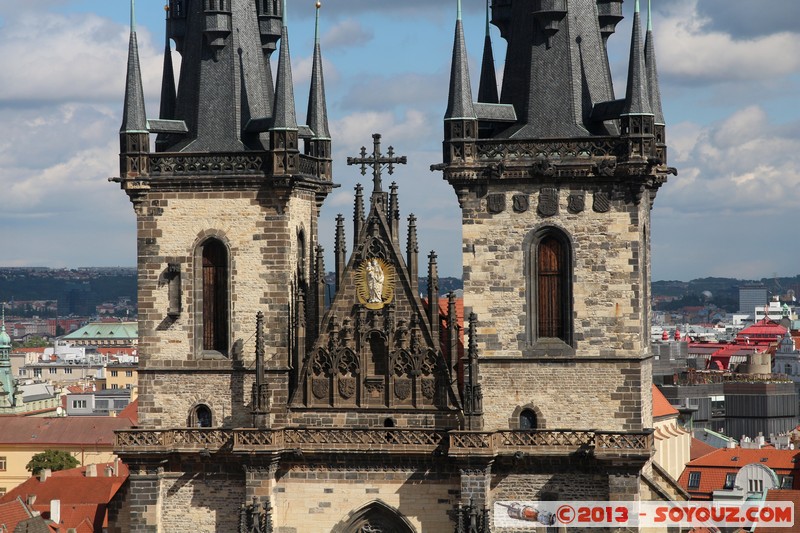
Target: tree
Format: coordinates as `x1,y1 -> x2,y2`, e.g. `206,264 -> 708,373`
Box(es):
25,449 -> 80,475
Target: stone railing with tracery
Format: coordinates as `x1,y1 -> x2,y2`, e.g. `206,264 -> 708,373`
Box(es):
146,152 -> 328,180
149,153 -> 267,176
116,428 -> 652,459
475,137 -> 626,161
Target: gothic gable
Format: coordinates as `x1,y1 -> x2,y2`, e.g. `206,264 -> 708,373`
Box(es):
292,135 -> 458,415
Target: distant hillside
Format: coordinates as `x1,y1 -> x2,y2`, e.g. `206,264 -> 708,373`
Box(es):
4,267 -> 795,316
0,268 -> 136,316
652,275 -> 800,313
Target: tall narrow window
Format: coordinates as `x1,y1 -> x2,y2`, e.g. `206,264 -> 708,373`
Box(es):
538,236 -> 563,339
202,239 -> 228,354
527,228 -> 573,349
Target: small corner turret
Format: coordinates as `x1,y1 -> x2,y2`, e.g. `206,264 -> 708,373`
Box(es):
270,0 -> 299,175
305,2 -> 333,180
119,0 -> 150,184
443,0 -> 478,166
620,0 -> 656,162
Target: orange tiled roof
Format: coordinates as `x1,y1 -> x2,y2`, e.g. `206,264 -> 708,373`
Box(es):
0,463 -> 129,532
652,385 -> 679,418
754,489 -> 800,533
686,448 -> 800,471
0,416 -> 132,446
690,437 -> 718,461
118,398 -> 138,425
678,448 -> 800,499
0,497 -> 34,532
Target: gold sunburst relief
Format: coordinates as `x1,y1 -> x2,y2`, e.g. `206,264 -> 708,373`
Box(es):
356,257 -> 395,310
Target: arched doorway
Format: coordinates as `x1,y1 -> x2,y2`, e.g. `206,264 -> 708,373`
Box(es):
332,501 -> 416,533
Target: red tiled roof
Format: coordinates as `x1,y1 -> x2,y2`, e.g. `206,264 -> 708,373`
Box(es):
118,398 -> 138,425
678,448 -> 800,499
652,385 -> 679,418
0,463 -> 129,532
738,319 -> 787,339
754,489 -> 800,533
687,448 -> 800,471
690,438 -> 718,461
0,496 -> 33,532
96,347 -> 136,358
0,417 -> 132,446
38,504 -> 101,532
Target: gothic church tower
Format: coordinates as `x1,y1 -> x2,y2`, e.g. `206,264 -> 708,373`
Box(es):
438,0 -> 674,504
113,1 -> 332,530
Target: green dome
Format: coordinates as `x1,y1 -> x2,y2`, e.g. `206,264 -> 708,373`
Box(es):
0,325 -> 10,347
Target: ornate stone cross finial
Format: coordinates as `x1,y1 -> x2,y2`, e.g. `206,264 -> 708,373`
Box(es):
346,133 -> 407,194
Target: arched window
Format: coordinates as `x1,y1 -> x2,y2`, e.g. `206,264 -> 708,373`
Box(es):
538,236 -> 564,339
519,409 -> 537,430
201,239 -> 229,355
528,228 -> 573,348
190,404 -> 213,427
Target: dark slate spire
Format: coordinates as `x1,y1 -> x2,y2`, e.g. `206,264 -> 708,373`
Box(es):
622,0 -> 652,117
120,0 -> 148,134
477,0 -> 498,104
159,4 -> 176,121
645,0 -> 665,125
272,0 -> 298,131
306,3 -> 330,140
493,0 -> 616,137
445,0 -> 476,120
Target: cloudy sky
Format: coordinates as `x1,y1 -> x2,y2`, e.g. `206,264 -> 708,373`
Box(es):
1,0 -> 799,281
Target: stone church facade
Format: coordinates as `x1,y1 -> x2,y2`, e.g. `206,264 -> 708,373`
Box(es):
110,0 -> 673,531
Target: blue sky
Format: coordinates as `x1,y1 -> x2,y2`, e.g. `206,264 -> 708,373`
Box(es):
1,1 -> 799,281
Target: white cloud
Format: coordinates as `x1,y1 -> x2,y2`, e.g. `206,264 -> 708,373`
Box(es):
321,19 -> 373,50
656,0 -> 800,84
0,13 -> 162,105
661,105 -> 800,217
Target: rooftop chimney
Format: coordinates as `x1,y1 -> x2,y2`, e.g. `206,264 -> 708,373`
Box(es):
26,494 -> 37,506
39,469 -> 51,482
50,499 -> 61,525
85,464 -> 97,477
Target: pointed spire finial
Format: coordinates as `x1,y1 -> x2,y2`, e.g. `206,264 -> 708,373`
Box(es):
478,0 -> 499,104
307,0 -> 330,140
445,0 -> 477,120
272,0 -> 298,131
621,0 -> 652,117
647,0 -> 653,31
130,0 -> 136,33
315,2 -> 321,42
120,0 -> 148,134
645,0 -> 665,126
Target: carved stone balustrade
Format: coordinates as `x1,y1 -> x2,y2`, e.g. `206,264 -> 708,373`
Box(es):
116,428 -> 653,461
150,152 -> 266,176
475,137 -> 627,162
145,152 -> 325,179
